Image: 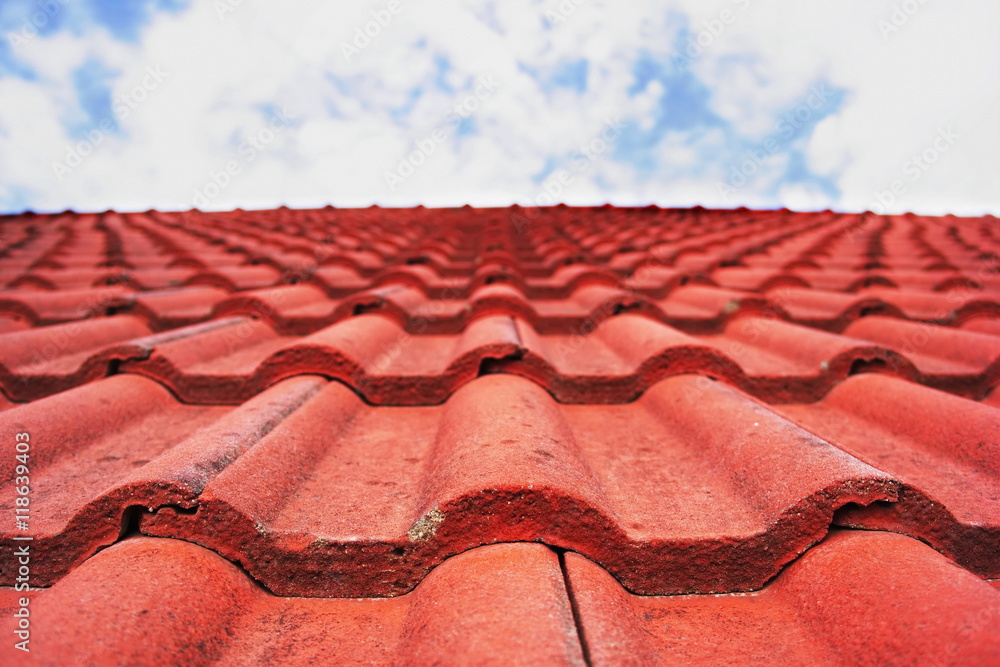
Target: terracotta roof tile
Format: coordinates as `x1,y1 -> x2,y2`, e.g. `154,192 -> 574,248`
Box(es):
568,530 -> 1000,665
0,374 -> 320,582
777,374 -> 1000,578
0,537 -> 586,666
98,311 -> 998,404
2,372 -> 902,595
4,531 -> 996,665
0,285 -> 130,325
0,316 -> 153,400
139,374 -> 896,596
1,206 -> 997,663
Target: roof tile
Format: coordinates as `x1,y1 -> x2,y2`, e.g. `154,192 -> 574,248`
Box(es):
1,206 -> 998,663
567,530 -> 1000,665
778,374 -> 1000,577
0,537 -> 586,666
5,531 -> 996,665
4,372 -> 904,595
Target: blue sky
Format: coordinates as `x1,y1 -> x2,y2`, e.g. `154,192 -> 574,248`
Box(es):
0,0 -> 997,215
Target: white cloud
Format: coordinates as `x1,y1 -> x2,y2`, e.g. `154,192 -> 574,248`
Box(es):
0,0 -> 996,215
778,183 -> 833,212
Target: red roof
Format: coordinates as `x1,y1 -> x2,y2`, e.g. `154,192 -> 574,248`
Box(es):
0,206 -> 998,664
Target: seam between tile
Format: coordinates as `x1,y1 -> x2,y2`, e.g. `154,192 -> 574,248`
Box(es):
557,548 -> 594,667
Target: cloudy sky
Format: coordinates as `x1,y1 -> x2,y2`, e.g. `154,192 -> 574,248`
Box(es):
0,0 -> 996,215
